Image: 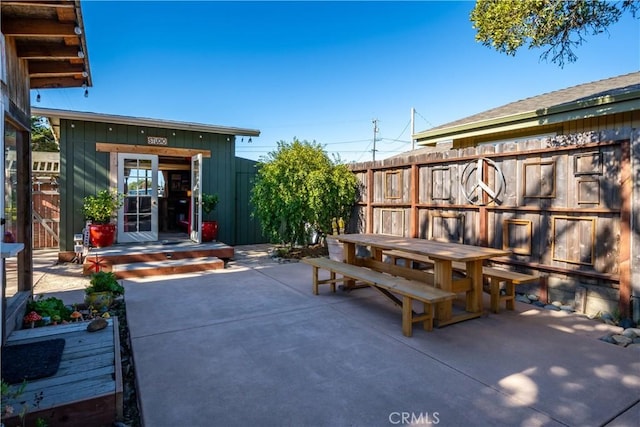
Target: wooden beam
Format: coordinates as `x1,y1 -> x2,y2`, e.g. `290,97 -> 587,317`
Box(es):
28,60 -> 84,75
30,76 -> 85,89
1,19 -> 78,37
95,143 -> 211,158
410,164 -> 418,238
0,2 -> 75,8
618,140 -> 631,318
367,168 -> 374,234
17,42 -> 80,59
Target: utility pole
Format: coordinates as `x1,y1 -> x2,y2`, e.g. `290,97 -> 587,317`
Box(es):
411,107 -> 415,151
372,118 -> 379,162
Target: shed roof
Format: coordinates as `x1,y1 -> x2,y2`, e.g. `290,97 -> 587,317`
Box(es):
31,107 -> 261,138
1,0 -> 92,89
414,72 -> 640,145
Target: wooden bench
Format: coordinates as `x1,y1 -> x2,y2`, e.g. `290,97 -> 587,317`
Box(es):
302,257 -> 456,337
383,249 -> 540,313
482,267 -> 540,313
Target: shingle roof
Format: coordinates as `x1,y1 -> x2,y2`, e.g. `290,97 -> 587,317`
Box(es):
419,72 -> 640,135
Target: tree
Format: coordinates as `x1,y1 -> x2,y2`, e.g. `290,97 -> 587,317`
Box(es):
251,139 -> 358,247
31,116 -> 59,151
470,0 -> 639,67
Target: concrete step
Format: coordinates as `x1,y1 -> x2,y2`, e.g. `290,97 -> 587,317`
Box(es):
111,256 -> 225,279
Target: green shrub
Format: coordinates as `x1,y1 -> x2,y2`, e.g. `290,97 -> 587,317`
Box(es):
86,271 -> 124,297
251,139 -> 358,247
27,297 -> 71,321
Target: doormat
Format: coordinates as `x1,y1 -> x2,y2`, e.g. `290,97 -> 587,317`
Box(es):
1,338 -> 66,384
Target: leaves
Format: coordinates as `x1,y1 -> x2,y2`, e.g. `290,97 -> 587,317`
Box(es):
470,0 -> 639,67
31,116 -> 58,152
251,139 -> 358,247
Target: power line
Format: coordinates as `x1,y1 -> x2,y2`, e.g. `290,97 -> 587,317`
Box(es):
415,110 -> 434,128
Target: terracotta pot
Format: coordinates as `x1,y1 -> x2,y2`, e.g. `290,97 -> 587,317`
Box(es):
85,291 -> 114,310
201,221 -> 218,242
89,223 -> 116,247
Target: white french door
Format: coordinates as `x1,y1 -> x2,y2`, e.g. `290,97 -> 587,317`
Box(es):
190,154 -> 203,243
117,153 -> 159,243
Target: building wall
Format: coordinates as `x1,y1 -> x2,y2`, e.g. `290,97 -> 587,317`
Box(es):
1,36 -> 34,341
58,119 -> 240,251
235,157 -> 268,245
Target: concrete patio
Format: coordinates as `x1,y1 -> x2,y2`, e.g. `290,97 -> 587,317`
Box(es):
124,248 -> 638,427
32,246 -> 640,426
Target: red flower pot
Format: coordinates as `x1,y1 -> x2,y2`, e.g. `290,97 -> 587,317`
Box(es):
89,223 -> 116,247
201,221 -> 218,242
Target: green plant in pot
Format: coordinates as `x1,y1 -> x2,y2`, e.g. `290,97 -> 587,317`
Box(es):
85,271 -> 124,310
201,193 -> 219,242
82,189 -> 123,247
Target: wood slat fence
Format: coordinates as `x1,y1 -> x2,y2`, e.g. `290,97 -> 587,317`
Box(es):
349,132 -> 632,316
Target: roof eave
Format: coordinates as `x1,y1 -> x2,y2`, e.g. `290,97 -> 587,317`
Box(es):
31,107 -> 261,137
414,89 -> 640,145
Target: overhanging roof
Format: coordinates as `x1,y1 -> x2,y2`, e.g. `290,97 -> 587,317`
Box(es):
32,107 -> 261,138
1,0 -> 92,89
414,72 -> 640,145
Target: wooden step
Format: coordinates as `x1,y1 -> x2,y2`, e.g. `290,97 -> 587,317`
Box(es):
111,257 -> 225,279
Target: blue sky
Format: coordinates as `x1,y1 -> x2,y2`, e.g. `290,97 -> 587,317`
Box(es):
33,1 -> 640,163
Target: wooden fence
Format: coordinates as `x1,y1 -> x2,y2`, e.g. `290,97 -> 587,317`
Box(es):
32,151 -> 60,248
349,132 -> 631,316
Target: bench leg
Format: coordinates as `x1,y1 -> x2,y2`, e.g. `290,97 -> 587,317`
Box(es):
402,296 -> 413,337
505,280 -> 515,311
423,302 -> 433,332
330,271 -> 336,293
490,278 -> 501,313
312,266 -> 319,295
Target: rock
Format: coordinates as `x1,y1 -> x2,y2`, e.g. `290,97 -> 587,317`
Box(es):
622,328 -> 640,339
515,294 -> 531,304
560,305 -> 575,312
599,334 -> 616,344
87,317 -> 108,332
603,319 -> 617,326
544,304 -> 561,311
611,335 -> 632,347
633,337 -> 640,344
618,318 -> 636,329
600,311 -> 614,321
532,301 -> 546,308
551,301 -> 562,307
627,343 -> 640,351
527,294 -> 539,301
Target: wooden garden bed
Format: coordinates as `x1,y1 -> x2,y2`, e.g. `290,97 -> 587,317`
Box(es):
2,318 -> 123,427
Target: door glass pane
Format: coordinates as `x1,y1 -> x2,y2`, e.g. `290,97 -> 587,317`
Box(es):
121,156 -> 154,234
139,215 -> 152,232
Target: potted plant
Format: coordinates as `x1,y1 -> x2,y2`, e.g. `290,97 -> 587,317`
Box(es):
82,189 -> 123,247
201,193 -> 219,242
85,271 -> 124,310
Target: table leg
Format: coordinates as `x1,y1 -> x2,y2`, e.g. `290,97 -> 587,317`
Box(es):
465,260 -> 483,313
434,259 -> 453,322
343,241 -> 356,289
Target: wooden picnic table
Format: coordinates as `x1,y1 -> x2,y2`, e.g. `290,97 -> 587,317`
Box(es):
334,234 -> 511,326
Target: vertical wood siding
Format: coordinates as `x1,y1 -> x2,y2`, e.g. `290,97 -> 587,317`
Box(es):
58,120 -> 252,250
